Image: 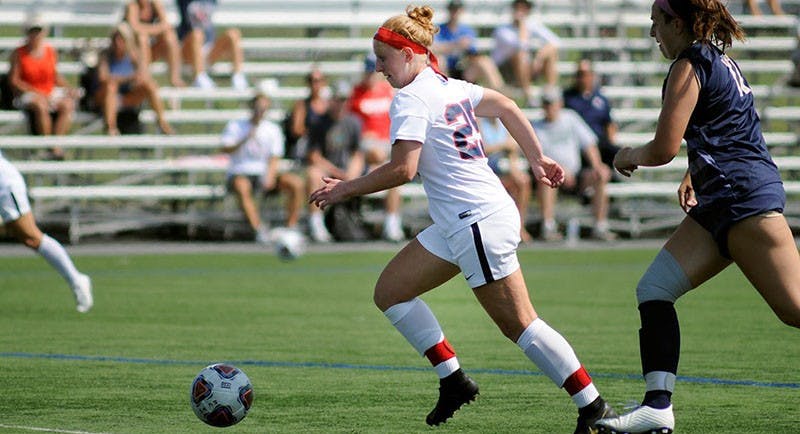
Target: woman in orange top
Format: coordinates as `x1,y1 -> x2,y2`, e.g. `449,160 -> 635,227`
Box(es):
8,16 -> 79,158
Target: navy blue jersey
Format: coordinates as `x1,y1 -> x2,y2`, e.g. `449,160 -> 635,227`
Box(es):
563,87 -> 613,147
668,42 -> 781,208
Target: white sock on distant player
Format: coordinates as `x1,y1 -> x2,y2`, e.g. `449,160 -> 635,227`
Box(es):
384,298 -> 459,378
37,234 -> 81,288
517,318 -> 599,407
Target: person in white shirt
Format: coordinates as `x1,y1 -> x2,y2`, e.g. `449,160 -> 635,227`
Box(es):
0,151 -> 92,313
532,87 -> 615,241
220,92 -> 304,243
491,0 -> 560,106
310,6 -> 615,432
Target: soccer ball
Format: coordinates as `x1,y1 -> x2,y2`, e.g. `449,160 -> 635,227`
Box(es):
190,363 -> 254,427
272,228 -> 306,260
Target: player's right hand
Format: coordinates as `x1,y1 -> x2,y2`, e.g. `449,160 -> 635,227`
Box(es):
531,156 -> 564,188
309,176 -> 344,210
677,173 -> 697,213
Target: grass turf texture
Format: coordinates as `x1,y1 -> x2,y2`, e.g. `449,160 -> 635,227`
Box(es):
1,247 -> 798,433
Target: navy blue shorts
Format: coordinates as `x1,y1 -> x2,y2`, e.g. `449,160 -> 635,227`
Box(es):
689,182 -> 785,259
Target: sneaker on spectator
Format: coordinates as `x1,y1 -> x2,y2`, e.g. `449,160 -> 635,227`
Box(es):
541,220 -> 562,242
231,72 -> 249,91
526,94 -> 540,108
591,227 -> 617,241
591,221 -> 617,241
193,72 -> 215,90
255,225 -> 272,245
382,213 -> 404,242
309,213 -> 332,243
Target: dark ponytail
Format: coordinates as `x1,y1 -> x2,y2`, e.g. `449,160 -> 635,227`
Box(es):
667,0 -> 745,51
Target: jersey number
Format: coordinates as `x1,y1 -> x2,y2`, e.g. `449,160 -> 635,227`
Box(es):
444,99 -> 485,160
721,55 -> 752,97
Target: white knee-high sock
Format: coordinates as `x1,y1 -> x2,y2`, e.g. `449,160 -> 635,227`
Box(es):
37,234 -> 81,288
517,318 -> 599,407
384,298 -> 460,378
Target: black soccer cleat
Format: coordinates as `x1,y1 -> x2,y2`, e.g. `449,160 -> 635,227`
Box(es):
425,369 -> 479,426
574,397 -> 618,434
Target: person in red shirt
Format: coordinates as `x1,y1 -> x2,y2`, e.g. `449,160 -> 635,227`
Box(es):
347,55 -> 405,242
8,15 -> 79,159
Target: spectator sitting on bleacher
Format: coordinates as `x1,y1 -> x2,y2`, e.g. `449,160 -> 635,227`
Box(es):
478,117 -> 533,243
93,23 -> 174,136
491,0 -> 560,107
532,88 -> 615,242
125,0 -> 186,87
788,22 -> 800,87
563,59 -> 620,172
308,82 -> 364,184
288,67 -> 333,242
220,91 -> 304,243
307,82 -> 368,241
176,0 -> 248,90
433,0 -> 505,91
347,56 -> 404,242
8,14 -> 79,160
746,0 -> 785,15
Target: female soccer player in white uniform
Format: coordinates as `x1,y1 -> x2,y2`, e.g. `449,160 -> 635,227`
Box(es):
0,151 -> 93,313
310,6 -> 614,432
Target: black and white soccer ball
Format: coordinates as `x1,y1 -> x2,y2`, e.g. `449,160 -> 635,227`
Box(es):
190,363 -> 254,427
272,228 -> 306,260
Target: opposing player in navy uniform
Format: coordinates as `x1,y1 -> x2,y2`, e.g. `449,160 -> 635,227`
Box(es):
311,5 -> 618,433
597,1 -> 800,433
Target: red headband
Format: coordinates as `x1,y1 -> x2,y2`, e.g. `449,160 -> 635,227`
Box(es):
373,27 -> 445,79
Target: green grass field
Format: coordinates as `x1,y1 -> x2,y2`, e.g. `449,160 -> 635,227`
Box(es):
1,246 -> 798,433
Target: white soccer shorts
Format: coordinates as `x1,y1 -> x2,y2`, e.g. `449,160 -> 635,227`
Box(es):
417,204 -> 521,288
0,158 -> 31,223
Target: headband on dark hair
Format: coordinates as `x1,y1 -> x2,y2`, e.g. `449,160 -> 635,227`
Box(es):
374,27 -> 446,79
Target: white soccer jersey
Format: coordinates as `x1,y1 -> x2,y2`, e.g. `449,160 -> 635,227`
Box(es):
390,67 -> 514,237
0,154 -> 25,190
220,118 -> 285,177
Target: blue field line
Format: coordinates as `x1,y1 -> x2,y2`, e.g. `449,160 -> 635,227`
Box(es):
2,352 -> 798,390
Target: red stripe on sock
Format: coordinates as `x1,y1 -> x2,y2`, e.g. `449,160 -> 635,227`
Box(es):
424,338 -> 456,366
563,366 -> 592,395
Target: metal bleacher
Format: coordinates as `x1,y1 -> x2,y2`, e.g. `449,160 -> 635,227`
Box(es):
2,0 -> 800,241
